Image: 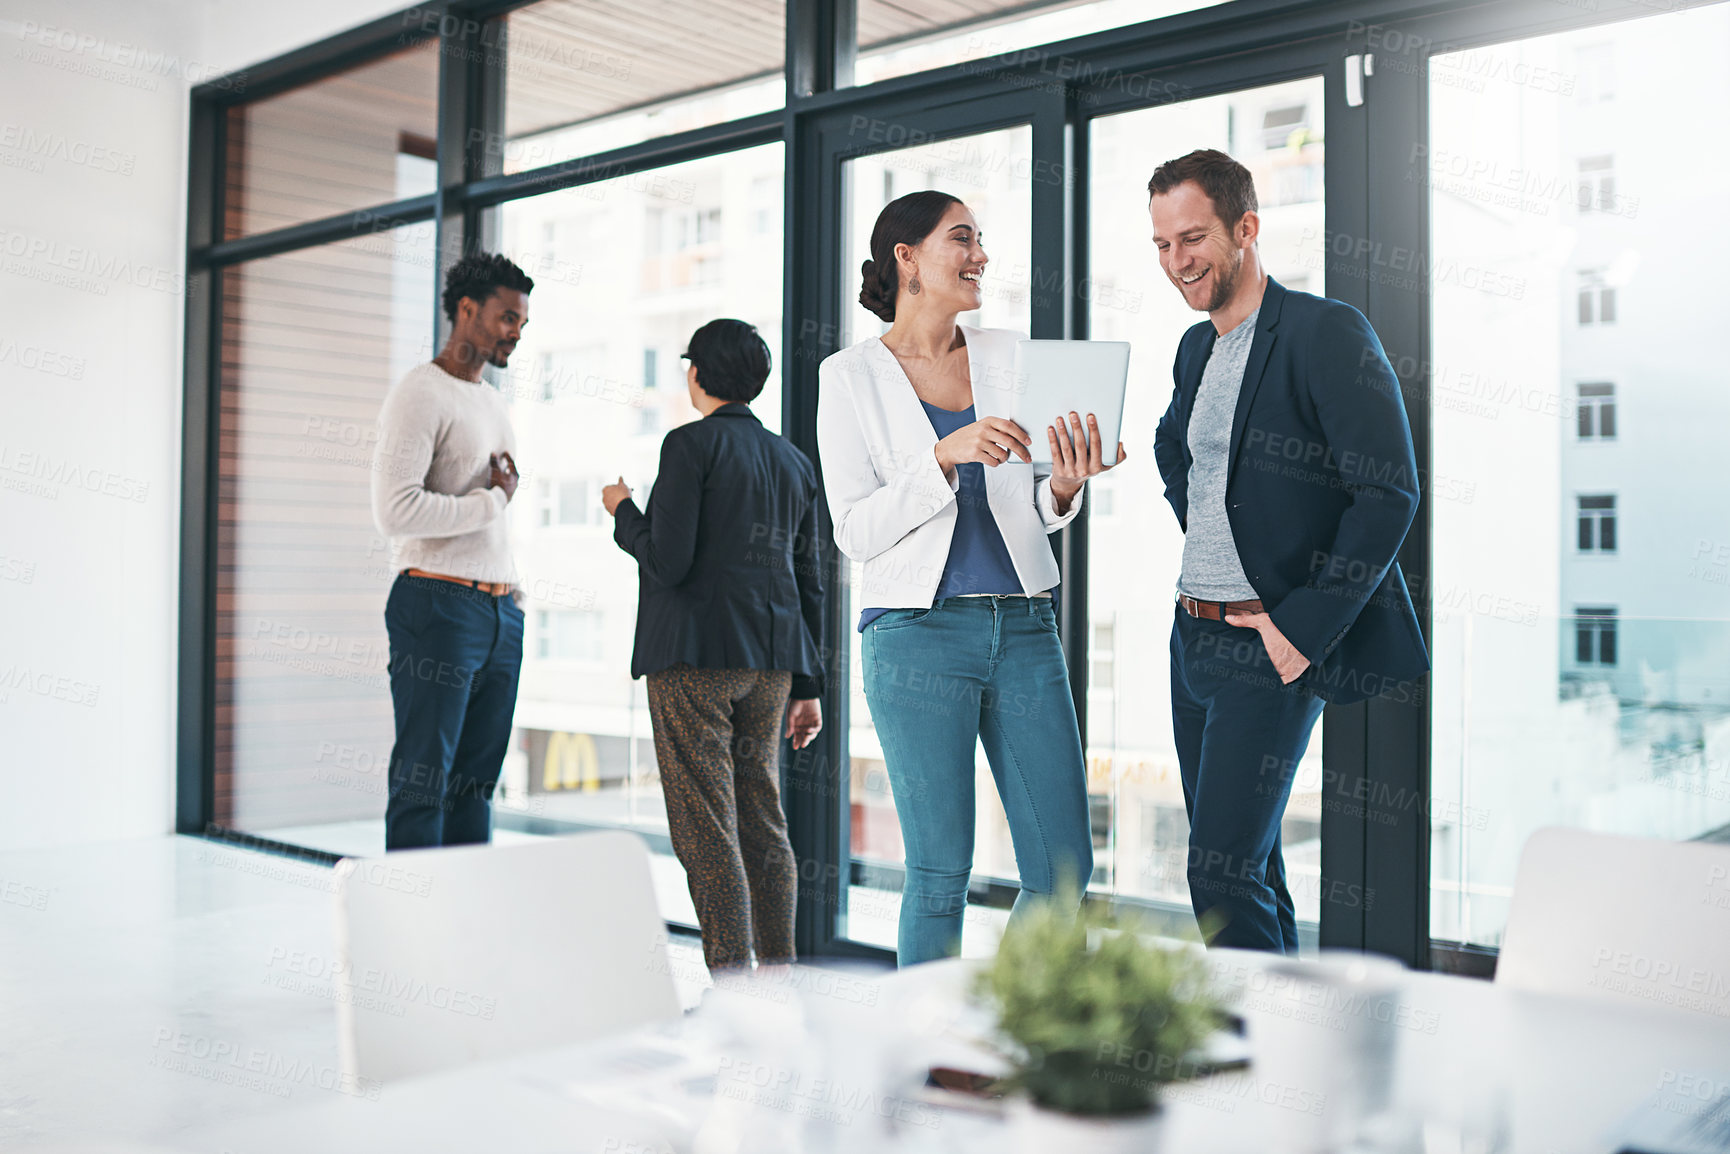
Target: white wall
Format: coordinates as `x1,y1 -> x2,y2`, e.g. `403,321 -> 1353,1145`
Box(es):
0,0 -> 406,849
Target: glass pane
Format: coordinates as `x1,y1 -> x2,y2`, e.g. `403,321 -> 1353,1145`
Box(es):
1087,77 -> 1326,929
855,0 -> 1229,87
216,225 -> 437,834
839,125 -> 1034,953
500,0 -> 783,172
1429,5 -> 1730,949
494,144 -> 785,858
224,40 -> 439,239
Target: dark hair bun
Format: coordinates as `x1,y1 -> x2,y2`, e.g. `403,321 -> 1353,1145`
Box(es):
858,191 -> 962,326
858,258 -> 895,323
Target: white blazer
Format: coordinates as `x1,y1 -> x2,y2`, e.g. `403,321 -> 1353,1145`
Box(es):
816,324 -> 1083,609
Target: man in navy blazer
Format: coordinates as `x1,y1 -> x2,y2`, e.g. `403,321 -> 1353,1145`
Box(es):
1149,149 -> 1428,952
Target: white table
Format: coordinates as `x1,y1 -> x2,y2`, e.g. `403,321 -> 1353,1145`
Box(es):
170,957 -> 1730,1154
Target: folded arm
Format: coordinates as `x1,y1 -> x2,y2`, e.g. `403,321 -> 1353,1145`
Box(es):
370,386 -> 505,539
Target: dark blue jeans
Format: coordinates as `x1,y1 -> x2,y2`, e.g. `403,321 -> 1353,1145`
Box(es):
862,595 -> 1094,966
1170,604 -> 1325,953
383,573 -> 524,850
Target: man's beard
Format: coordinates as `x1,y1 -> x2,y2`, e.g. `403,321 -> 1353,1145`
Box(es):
1201,246 -> 1244,312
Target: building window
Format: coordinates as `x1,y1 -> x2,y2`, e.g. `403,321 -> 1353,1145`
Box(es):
677,207 -> 722,250
536,609 -> 604,661
537,344 -> 606,405
1260,103 -> 1309,150
536,478 -> 605,528
535,478 -> 555,527
1577,382 -> 1616,440
1574,607 -> 1618,666
1574,43 -> 1615,103
750,175 -> 776,234
1578,271 -> 1616,326
538,353 -> 557,402
558,479 -> 603,526
1577,156 -> 1615,213
1090,621 -> 1115,691
642,347 -> 659,392
1577,494 -> 1617,553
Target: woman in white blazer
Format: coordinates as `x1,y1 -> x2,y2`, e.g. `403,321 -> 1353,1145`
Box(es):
816,190 -> 1125,965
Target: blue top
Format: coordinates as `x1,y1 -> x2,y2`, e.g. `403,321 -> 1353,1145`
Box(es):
859,401 -> 1025,631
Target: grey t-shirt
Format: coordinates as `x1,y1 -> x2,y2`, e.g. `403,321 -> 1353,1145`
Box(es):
1178,307 -> 1260,601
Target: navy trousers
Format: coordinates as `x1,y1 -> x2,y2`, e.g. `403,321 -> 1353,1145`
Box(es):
383,573 -> 524,850
1169,604 -> 1324,953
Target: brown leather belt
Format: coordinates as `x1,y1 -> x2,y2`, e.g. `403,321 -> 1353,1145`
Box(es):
1178,593 -> 1264,621
403,568 -> 514,597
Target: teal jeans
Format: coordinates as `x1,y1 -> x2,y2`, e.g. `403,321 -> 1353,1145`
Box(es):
861,595 -> 1093,965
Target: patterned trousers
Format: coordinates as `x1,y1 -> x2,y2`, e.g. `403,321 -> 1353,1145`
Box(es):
644,664 -> 797,971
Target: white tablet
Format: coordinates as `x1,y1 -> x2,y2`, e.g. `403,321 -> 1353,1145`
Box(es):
974,339 -> 1131,467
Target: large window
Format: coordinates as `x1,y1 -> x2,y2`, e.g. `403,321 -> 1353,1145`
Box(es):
499,1 -> 784,170
224,40 -> 439,239
214,227 -> 436,837
1428,4 -> 1730,949
493,144 -> 786,861
838,125 -> 1034,952
191,0 -> 1730,971
1086,76 -> 1327,933
854,0 -> 1231,87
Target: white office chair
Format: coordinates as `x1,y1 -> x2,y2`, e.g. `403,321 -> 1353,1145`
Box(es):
333,830 -> 681,1083
1497,826 -> 1730,1020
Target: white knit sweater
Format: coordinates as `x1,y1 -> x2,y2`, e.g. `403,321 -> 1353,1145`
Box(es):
369,361 -> 517,584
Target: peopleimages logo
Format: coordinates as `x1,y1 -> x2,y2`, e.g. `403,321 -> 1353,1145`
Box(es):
266,947 -> 497,1019
13,22 -> 246,91
0,123 -> 136,175
0,444 -> 150,502
0,227 -> 184,296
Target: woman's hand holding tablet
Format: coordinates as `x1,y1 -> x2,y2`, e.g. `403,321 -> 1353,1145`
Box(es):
1048,411 -> 1127,511
933,416 -> 1034,481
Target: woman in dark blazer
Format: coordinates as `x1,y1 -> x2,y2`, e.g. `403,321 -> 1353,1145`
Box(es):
601,318 -> 824,974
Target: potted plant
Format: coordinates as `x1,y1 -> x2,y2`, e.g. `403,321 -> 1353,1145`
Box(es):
971,890 -> 1226,1151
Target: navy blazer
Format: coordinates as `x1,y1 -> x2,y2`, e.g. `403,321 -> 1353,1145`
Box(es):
1153,278 -> 1428,705
614,403 -> 825,699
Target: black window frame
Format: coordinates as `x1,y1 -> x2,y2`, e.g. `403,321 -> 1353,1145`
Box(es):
180,0 -> 1714,977
1577,493 -> 1618,554
1577,381 -> 1615,440
1574,606 -> 1619,667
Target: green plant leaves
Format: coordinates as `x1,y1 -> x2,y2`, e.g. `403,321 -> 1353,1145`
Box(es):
971,888 -> 1226,1117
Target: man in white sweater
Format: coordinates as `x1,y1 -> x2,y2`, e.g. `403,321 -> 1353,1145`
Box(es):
370,252 -> 533,850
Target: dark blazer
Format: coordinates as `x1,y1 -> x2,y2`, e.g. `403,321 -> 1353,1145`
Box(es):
614,402 -> 825,699
1153,278 -> 1429,705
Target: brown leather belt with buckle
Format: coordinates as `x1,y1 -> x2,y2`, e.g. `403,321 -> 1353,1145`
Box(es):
403,568 -> 514,597
1178,593 -> 1264,621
